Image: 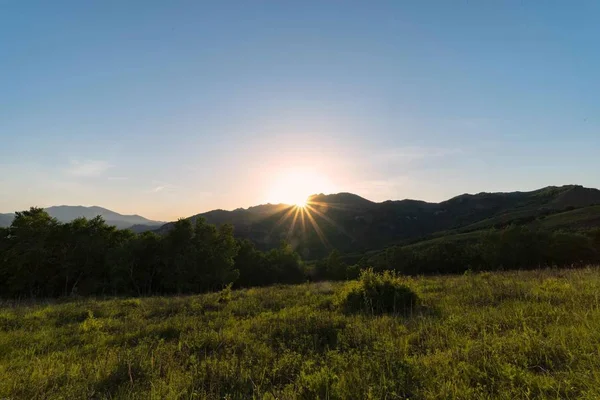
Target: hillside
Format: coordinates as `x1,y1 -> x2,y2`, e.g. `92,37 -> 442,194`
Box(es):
2,267 -> 600,399
537,205 -> 600,230
0,206 -> 164,231
158,185 -> 600,259
0,214 -> 13,227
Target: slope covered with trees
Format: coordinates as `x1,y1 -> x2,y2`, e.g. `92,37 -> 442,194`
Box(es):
158,185 -> 600,259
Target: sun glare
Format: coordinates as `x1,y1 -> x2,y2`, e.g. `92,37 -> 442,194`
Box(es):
266,167 -> 334,207
264,166 -> 351,248
294,197 -> 307,208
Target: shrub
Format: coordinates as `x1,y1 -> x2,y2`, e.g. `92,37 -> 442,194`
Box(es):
218,283 -> 233,303
335,269 -> 419,315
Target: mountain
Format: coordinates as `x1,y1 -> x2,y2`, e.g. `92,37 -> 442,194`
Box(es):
0,206 -> 164,231
308,192 -> 376,208
0,213 -> 14,227
157,185 -> 600,260
6,185 -> 599,259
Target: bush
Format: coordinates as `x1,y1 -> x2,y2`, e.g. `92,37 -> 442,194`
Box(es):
336,269 -> 419,315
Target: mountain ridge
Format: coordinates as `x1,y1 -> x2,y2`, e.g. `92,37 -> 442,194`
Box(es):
155,184 -> 600,259
4,185 -> 600,259
0,206 -> 164,230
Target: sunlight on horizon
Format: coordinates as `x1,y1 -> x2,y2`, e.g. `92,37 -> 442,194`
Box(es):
294,198 -> 307,208
265,167 -> 335,207
262,166 -> 352,250
268,199 -> 354,251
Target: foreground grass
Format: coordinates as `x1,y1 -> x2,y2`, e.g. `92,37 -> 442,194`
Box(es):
3,268 -> 600,399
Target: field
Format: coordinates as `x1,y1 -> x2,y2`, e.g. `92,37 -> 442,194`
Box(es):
3,268 -> 600,399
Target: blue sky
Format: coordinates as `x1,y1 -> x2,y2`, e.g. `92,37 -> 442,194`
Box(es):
1,1 -> 599,220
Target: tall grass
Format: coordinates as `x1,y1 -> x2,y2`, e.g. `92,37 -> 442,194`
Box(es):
2,267 -> 600,399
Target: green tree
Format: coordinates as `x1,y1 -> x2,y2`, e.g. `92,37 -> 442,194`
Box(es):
2,208 -> 60,297
326,249 -> 346,280
234,239 -> 268,287
162,218 -> 195,292
192,219 -> 239,291
264,241 -> 305,284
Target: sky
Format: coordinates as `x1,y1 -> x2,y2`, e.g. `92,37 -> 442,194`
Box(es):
1,1 -> 599,220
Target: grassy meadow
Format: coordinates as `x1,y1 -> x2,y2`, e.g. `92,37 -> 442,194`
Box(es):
3,268 -> 600,399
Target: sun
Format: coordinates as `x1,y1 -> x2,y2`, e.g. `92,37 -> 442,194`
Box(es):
294,197 -> 307,208
264,166 -> 350,248
265,167 -> 334,207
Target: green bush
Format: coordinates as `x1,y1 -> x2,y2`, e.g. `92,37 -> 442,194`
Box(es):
336,269 -> 419,315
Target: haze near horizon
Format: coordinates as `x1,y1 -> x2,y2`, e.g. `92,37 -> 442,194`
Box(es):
2,2 -> 599,220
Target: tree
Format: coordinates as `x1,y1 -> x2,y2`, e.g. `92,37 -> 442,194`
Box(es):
162,218 -> 195,293
326,249 -> 347,280
0,207 -> 307,298
2,208 -> 60,297
234,239 -> 268,287
192,219 -> 239,291
264,241 -> 305,284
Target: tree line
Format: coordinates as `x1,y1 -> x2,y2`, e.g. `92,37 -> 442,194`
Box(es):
2,208 -> 600,298
0,208 -> 304,298
313,226 -> 600,280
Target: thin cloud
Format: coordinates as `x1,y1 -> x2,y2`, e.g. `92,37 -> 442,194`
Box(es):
352,177 -> 414,198
107,176 -> 128,181
149,182 -> 179,194
66,160 -> 112,177
376,146 -> 463,164
353,175 -> 447,203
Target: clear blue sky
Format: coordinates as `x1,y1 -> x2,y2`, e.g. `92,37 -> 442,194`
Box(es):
2,1 -> 599,220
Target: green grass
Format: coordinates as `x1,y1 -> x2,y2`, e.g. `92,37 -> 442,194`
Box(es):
3,268 -> 600,399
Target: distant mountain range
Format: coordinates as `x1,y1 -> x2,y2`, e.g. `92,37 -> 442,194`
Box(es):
4,185 -> 600,260
0,206 -> 164,231
157,185 -> 600,259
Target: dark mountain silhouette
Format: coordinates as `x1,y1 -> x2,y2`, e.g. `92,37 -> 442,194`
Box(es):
0,206 -> 164,230
157,185 -> 600,259
309,192 -> 376,208
5,185 -> 599,259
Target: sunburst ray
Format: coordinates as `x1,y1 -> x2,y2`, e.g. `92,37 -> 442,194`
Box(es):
305,200 -> 357,212
304,206 -> 330,248
270,205 -> 296,234
255,203 -> 294,222
305,204 -> 354,241
300,207 -> 307,237
287,207 -> 300,238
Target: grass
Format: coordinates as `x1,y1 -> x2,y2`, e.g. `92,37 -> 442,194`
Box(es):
3,268 -> 600,399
